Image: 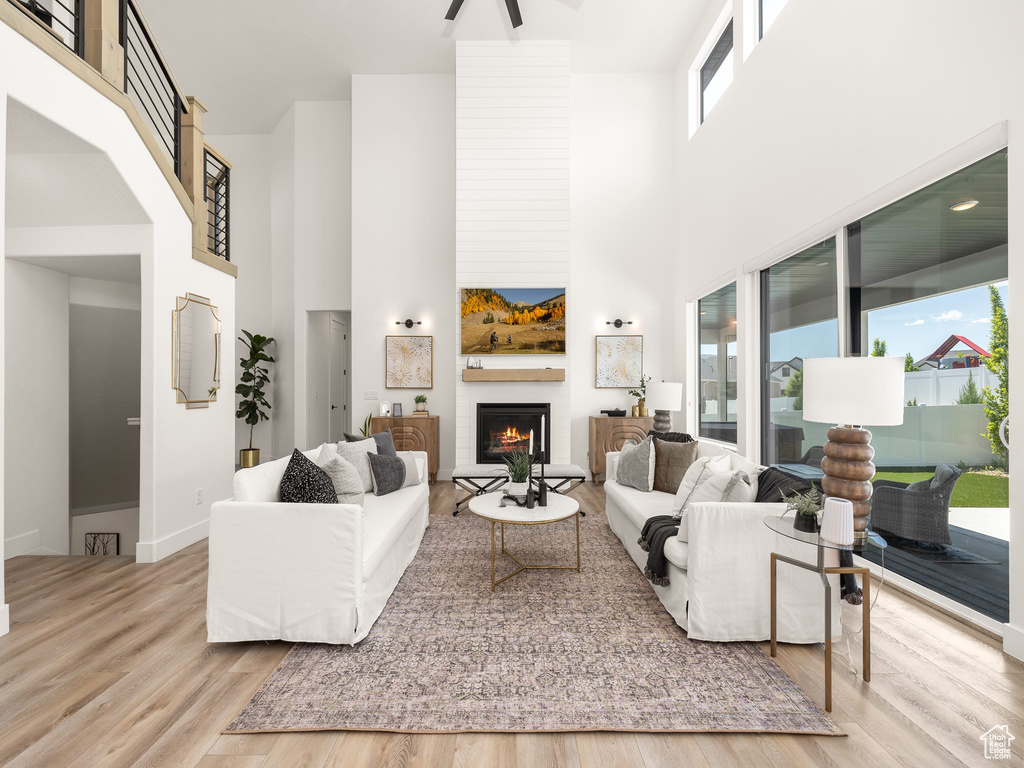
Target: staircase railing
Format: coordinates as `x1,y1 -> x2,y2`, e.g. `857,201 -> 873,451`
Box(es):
8,0 -> 82,55
204,146 -> 231,262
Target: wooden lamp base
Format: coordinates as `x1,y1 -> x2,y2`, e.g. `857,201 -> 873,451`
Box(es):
820,426 -> 875,540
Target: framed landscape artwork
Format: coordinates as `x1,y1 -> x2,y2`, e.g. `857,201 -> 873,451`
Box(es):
461,288 -> 566,355
386,335 -> 433,389
595,335 -> 644,388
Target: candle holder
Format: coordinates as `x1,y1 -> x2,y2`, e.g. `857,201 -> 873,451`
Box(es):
536,450 -> 548,507
525,452 -> 536,509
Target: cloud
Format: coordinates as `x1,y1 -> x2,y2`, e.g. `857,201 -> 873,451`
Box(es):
972,317 -> 991,324
904,319 -> 925,327
932,310 -> 963,322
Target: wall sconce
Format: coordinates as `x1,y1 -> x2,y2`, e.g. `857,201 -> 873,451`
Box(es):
396,319 -> 422,329
607,319 -> 633,329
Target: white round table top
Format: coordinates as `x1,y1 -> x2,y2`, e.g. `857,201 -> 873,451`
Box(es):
468,491 -> 580,524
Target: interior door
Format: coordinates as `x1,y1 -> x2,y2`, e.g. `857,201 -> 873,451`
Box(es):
329,317 -> 348,441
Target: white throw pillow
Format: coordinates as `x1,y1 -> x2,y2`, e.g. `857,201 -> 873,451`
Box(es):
316,444 -> 365,505
334,439 -> 378,493
672,454 -> 731,514
677,469 -> 757,541
729,451 -> 762,478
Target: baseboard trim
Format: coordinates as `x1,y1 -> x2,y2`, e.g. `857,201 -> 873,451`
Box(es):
4,529 -> 41,559
135,518 -> 209,563
1003,623 -> 1024,661
0,604 -> 8,637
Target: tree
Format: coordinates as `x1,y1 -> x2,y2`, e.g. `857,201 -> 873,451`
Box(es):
955,369 -> 984,405
904,352 -> 918,372
785,368 -> 804,410
871,338 -> 887,357
982,285 -> 1009,464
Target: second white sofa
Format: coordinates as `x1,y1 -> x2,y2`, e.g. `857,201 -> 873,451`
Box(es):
207,448 -> 430,645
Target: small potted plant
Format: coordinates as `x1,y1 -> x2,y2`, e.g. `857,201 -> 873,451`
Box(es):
784,486 -> 823,533
504,451 -> 532,498
628,375 -> 652,417
235,330 -> 275,468
414,394 -> 428,413
359,412 -> 373,437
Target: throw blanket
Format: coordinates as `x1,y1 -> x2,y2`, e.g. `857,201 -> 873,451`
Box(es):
638,515 -> 680,587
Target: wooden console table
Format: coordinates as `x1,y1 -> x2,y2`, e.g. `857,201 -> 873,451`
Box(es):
372,416 -> 440,484
588,415 -> 654,483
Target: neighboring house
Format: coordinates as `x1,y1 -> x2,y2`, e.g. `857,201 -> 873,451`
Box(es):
767,357 -> 803,398
914,334 -> 990,370
700,354 -> 737,415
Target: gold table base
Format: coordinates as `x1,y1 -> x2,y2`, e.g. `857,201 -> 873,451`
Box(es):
489,514 -> 581,591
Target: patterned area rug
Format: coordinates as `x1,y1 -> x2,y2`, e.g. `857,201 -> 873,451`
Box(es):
226,511 -> 841,735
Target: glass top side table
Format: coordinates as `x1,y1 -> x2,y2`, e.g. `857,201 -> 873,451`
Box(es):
763,514 -> 887,713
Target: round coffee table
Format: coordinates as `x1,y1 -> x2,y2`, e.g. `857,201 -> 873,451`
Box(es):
467,492 -> 581,591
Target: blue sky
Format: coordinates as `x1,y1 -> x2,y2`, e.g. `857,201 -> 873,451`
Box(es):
492,288 -> 565,305
768,282 -> 1007,363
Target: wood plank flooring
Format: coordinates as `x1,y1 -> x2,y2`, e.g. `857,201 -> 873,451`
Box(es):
1,482 -> 1020,767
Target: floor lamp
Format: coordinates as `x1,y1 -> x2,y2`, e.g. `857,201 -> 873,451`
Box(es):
802,357 -> 905,540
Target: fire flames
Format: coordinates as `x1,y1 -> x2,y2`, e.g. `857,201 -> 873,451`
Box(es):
497,426 -> 528,446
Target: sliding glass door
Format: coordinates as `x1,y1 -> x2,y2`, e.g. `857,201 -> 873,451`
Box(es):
759,239 -> 839,467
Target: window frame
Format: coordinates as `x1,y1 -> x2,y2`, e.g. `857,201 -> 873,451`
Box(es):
699,19 -> 735,124
697,281 -> 739,445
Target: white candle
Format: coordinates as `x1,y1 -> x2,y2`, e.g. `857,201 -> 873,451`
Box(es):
540,416 -> 545,454
529,429 -> 534,456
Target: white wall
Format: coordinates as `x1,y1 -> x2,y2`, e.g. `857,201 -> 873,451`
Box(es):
570,73 -> 677,470
70,507 -> 138,556
1,22 -> 236,577
0,93 -> 7,636
672,0 -> 1024,654
351,75 -> 456,476
269,107 -> 296,460
3,260 -> 69,557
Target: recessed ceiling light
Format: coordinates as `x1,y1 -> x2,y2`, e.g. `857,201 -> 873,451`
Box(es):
950,200 -> 979,212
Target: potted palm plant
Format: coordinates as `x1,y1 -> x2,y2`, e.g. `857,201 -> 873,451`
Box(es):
504,451 -> 532,498
235,330 -> 275,468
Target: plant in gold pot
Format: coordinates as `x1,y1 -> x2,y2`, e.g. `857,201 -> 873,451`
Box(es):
235,330 -> 275,468
628,375 -> 652,418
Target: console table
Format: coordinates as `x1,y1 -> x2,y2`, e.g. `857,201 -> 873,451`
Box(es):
372,416 -> 440,484
588,415 -> 654,483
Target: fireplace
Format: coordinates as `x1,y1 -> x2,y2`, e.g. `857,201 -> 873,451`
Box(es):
476,403 -> 551,464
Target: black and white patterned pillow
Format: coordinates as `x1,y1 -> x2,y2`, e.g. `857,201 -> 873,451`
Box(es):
368,453 -> 418,496
279,449 -> 339,504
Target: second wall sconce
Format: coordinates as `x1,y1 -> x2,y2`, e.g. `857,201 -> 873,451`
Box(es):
396,319 -> 423,329
607,319 -> 633,329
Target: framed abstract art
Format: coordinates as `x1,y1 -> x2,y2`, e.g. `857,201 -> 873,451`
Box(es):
386,335 -> 433,389
595,335 -> 644,388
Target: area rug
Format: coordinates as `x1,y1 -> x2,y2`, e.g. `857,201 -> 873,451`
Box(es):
226,512 -> 842,736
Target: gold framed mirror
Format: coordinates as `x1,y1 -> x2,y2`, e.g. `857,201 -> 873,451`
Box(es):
172,293 -> 221,409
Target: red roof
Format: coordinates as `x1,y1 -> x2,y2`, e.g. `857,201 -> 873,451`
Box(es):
924,334 -> 990,361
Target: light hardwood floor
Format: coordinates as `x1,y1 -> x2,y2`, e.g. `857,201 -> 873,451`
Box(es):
1,482 -> 1021,767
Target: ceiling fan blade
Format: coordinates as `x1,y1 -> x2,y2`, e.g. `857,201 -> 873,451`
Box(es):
445,0 -> 466,21
504,0 -> 523,28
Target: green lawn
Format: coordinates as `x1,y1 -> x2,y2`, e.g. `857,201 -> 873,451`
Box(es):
872,471 -> 1009,508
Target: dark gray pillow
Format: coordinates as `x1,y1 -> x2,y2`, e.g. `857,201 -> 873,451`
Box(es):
344,429 -> 397,457
368,452 -> 418,496
931,464 -> 957,490
279,449 -> 339,504
648,431 -> 695,444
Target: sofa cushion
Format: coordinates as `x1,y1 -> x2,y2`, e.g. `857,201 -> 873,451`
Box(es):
648,430 -> 695,444
653,439 -> 698,494
617,437 -> 656,492
673,454 -> 731,513
316,444 -> 365,505
755,467 -> 813,503
344,430 -> 397,457
663,537 -> 689,570
369,453 -> 418,495
605,480 -> 677,532
335,440 -> 378,493
361,483 -> 429,575
279,449 -> 339,504
931,464 -> 957,490
233,448 -> 319,502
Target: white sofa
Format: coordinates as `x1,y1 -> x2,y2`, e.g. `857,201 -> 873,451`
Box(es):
207,448 -> 430,645
605,442 -> 841,643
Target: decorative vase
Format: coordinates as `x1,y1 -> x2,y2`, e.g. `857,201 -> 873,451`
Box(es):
631,405 -> 640,417
820,497 -> 855,545
507,481 -> 528,498
239,448 -> 260,468
415,402 -> 426,412
793,513 -> 819,533
637,399 -> 646,416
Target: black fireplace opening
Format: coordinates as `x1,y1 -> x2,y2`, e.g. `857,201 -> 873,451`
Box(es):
476,403 -> 551,464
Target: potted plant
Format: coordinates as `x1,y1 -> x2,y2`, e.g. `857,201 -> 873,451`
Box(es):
359,412 -> 373,437
784,486 -> 823,533
504,451 -> 532,497
628,375 -> 652,417
414,394 -> 428,412
235,330 -> 275,468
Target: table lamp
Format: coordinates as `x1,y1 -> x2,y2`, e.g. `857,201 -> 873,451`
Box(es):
647,381 -> 683,432
802,357 -> 904,540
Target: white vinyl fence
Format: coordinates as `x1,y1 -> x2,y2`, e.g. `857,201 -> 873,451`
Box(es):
904,367 -> 994,406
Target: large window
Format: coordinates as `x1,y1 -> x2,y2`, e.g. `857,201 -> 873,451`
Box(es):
698,283 -> 738,443
700,20 -> 734,123
760,239 -> 839,466
758,0 -> 788,39
848,151 -> 1009,622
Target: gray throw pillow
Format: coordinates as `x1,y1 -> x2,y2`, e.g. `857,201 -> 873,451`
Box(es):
316,444 -> 365,505
368,453 -> 419,496
931,464 -> 957,490
617,437 -> 655,492
906,479 -> 932,493
653,438 -> 699,494
335,439 -> 378,493
344,430 -> 397,457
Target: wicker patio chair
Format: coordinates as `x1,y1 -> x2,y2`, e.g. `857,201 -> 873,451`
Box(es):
870,464 -> 963,546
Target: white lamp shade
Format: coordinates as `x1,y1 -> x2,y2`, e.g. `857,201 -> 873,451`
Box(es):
803,357 -> 905,426
647,381 -> 683,411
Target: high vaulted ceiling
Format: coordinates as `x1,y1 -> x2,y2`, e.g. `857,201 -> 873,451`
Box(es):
139,0 -> 703,134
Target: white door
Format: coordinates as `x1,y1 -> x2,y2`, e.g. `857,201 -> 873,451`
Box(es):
329,317 -> 348,441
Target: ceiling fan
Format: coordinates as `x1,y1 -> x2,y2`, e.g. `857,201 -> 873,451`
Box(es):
445,0 -> 523,29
